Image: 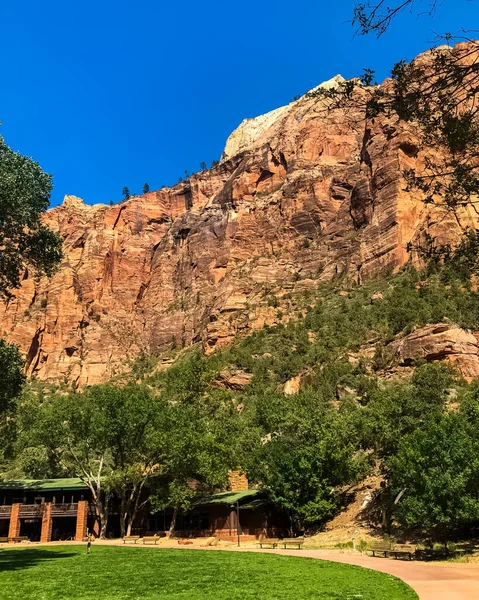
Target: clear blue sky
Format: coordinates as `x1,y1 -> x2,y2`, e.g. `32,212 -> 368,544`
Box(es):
1,0 -> 477,206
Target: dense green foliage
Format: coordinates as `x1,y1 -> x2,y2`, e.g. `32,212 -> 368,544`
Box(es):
389,413 -> 479,532
9,364 -> 242,537
0,547 -> 418,600
0,339 -> 25,415
0,135 -> 62,299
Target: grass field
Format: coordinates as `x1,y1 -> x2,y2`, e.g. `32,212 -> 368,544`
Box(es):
0,545 -> 418,599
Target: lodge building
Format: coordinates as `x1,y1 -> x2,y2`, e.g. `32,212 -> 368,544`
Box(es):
0,473 -> 285,542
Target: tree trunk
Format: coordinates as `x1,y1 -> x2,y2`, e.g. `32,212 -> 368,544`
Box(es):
288,511 -> 294,537
98,492 -> 110,539
168,506 -> 178,538
127,482 -> 144,537
120,496 -> 127,539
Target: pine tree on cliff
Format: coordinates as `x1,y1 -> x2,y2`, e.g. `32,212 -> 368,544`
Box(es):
122,186 -> 130,200
200,161 -> 207,171
142,182 -> 150,194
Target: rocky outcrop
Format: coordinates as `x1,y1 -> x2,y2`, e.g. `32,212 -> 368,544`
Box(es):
2,43 -> 479,385
390,323 -> 479,379
215,369 -> 253,391
222,75 -> 345,160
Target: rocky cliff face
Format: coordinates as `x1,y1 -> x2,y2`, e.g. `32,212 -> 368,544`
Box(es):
2,43 -> 479,386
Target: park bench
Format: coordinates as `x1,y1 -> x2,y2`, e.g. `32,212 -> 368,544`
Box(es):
0,537 -> 8,543
122,536 -> 141,544
281,537 -> 304,549
391,544 -> 416,560
258,538 -> 280,549
142,536 -> 159,545
8,536 -> 29,543
367,542 -> 391,558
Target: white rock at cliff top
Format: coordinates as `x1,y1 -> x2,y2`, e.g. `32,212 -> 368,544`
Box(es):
222,74 -> 345,161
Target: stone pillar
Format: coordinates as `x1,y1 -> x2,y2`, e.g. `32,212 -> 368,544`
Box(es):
75,500 -> 89,541
40,503 -> 52,543
8,504 -> 21,540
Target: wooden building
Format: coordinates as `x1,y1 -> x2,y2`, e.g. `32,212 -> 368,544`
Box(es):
0,479 -> 91,542
0,477 -> 285,542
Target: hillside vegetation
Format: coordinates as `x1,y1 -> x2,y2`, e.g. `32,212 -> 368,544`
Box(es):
4,241 -> 479,540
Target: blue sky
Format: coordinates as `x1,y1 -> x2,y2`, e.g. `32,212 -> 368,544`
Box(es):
1,0 -> 477,207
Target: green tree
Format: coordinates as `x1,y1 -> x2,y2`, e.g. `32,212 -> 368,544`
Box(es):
362,363 -> 455,457
142,182 -> 150,194
122,186 -> 130,200
245,390 -> 366,531
0,135 -> 63,299
14,384 -> 167,538
0,340 -> 25,416
0,340 -> 25,474
389,413 -> 479,534
151,398 -> 237,536
149,355 -> 242,535
200,161 -> 207,171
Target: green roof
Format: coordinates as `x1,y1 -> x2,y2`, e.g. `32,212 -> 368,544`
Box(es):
0,478 -> 89,492
200,489 -> 259,506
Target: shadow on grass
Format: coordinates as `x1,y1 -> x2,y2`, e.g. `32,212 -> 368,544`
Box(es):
0,548 -> 75,573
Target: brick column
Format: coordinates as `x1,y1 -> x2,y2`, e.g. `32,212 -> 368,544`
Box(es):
228,470 -> 248,491
8,503 -> 21,540
75,500 -> 89,541
40,503 -> 52,543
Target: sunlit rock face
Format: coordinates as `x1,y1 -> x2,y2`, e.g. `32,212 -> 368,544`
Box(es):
2,43 -> 479,385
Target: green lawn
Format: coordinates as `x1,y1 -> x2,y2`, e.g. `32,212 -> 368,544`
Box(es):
0,545 -> 418,600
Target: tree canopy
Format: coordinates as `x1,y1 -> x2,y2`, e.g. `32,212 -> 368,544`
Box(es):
0,135 -> 63,299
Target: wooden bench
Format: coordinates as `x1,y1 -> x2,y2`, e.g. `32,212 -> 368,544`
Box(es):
0,537 -> 9,543
367,542 -> 391,558
122,536 -> 141,544
142,536 -> 159,545
391,544 -> 416,560
258,538 -> 280,549
281,537 -> 304,549
9,536 -> 29,543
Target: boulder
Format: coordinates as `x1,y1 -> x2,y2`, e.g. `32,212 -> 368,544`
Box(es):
390,323 -> 479,379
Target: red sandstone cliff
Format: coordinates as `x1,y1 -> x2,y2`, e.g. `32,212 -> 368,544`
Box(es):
2,43 -> 479,385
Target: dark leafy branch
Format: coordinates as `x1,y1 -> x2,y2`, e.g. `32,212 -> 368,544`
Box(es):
353,1 -> 441,37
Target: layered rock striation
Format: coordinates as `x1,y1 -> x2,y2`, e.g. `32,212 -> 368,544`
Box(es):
2,42 -> 479,385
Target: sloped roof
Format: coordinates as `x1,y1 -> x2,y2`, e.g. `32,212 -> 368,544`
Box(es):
0,478 -> 88,491
200,489 -> 259,506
